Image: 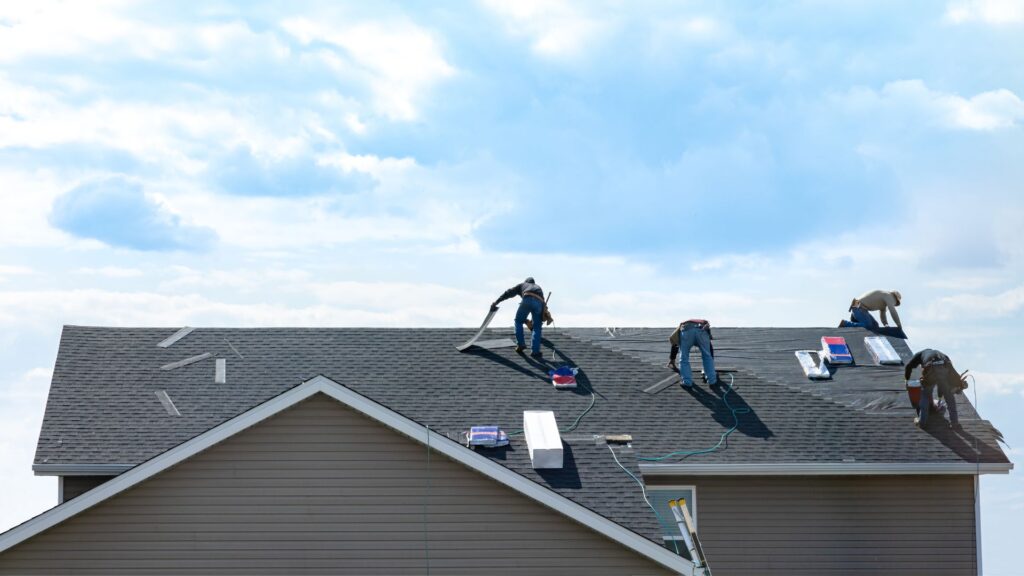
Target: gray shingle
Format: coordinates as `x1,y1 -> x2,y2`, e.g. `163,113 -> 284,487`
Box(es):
33,325 -> 1010,544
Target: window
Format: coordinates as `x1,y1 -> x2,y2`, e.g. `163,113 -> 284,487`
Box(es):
648,486 -> 697,555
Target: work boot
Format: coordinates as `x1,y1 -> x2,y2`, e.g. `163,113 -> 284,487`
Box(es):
514,345 -> 525,354
950,422 -> 963,432
530,351 -> 544,360
666,361 -> 677,371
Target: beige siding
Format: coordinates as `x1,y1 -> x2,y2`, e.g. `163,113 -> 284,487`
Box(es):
647,474 -> 976,576
1,394 -> 672,575
61,476 -> 112,502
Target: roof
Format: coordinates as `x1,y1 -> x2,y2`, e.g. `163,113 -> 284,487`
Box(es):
5,376 -> 696,575
28,325 -> 1011,546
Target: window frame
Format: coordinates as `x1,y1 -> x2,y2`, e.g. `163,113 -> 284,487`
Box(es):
648,483 -> 698,543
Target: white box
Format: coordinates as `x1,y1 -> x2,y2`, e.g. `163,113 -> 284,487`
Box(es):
795,350 -> 830,379
865,336 -> 902,365
523,410 -> 563,469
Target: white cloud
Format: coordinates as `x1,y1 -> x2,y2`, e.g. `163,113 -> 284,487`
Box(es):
946,0 -> 1024,24
0,74 -> 317,174
318,153 -> 417,178
480,0 -> 610,60
74,266 -> 144,278
0,367 -> 55,533
925,284 -> 1024,320
969,371 -> 1024,398
0,265 -> 33,276
0,0 -> 177,63
281,17 -> 455,121
838,80 -> 1024,131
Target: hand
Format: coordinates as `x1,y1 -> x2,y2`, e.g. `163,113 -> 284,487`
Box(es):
489,302 -> 499,312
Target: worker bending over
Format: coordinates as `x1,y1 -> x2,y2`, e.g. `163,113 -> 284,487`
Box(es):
905,348 -> 965,430
491,277 -> 547,357
668,319 -> 717,388
839,289 -> 906,337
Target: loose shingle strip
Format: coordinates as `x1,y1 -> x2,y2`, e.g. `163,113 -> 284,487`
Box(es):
215,358 -> 226,384
156,327 -> 195,348
160,352 -> 212,371
154,390 -> 181,416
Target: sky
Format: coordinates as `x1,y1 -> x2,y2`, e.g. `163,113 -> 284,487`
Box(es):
0,0 -> 1022,571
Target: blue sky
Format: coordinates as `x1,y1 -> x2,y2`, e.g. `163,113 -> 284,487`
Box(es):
1,0 -> 1022,571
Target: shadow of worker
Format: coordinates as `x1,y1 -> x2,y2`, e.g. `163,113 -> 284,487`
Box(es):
683,382 -> 773,440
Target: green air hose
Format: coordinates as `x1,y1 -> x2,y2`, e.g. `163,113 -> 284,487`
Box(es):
506,374 -> 596,437
638,374 -> 749,462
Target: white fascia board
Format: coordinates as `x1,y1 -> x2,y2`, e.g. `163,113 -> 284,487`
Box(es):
33,464 -> 133,476
641,462 -> 1013,476
1,376 -> 695,575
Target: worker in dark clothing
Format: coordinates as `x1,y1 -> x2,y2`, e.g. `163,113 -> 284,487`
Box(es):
667,319 -> 717,388
491,277 -> 546,357
905,348 -> 965,430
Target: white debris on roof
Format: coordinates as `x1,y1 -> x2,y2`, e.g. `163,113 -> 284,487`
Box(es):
156,327 -> 195,348
160,352 -> 212,371
154,390 -> 181,416
215,358 -> 226,384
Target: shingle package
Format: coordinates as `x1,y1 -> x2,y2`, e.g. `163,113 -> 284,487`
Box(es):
864,336 -> 902,365
821,336 -> 853,364
549,365 -> 578,389
523,410 -> 563,469
468,426 -> 509,447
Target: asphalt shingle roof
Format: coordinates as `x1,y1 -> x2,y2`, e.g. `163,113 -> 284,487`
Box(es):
34,325 -> 1010,543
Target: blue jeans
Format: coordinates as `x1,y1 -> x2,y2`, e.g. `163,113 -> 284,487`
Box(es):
514,297 -> 544,354
841,307 -> 879,329
678,326 -> 716,386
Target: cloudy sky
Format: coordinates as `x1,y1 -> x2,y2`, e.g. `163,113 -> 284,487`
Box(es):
1,0 -> 1022,571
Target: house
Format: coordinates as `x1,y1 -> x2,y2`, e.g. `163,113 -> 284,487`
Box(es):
0,325 -> 1012,575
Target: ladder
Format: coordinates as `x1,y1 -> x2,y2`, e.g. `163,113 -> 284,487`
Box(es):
668,498 -> 712,576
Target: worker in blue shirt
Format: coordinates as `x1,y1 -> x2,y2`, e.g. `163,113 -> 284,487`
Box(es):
492,277 -> 547,357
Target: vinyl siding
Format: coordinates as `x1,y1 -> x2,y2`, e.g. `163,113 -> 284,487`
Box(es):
647,474 -> 976,576
1,394 -> 671,575
61,475 -> 112,502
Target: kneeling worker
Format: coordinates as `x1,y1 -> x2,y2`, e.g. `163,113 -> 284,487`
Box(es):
668,319 -> 717,388
491,277 -> 546,357
905,348 -> 965,430
839,289 -> 905,336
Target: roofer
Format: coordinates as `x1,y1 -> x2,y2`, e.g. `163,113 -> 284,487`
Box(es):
839,289 -> 906,337
491,277 -> 548,358
667,319 -> 717,388
905,348 -> 965,430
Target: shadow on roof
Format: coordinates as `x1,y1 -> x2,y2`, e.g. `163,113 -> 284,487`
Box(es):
682,384 -> 774,441
535,443 -> 582,489
924,422 -> 1006,463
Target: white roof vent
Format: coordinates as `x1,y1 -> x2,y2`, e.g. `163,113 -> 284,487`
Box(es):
523,410 -> 563,469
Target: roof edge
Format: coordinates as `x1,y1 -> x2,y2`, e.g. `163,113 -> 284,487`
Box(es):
4,375 -> 695,575
640,462 -> 1013,476
33,464 -> 133,476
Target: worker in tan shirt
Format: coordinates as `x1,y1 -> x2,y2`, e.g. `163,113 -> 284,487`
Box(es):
839,289 -> 905,337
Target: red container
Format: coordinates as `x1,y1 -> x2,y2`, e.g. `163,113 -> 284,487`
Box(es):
907,380 -> 921,407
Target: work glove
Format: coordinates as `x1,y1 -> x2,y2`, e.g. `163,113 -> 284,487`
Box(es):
543,307 -> 554,325
490,302 -> 499,312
